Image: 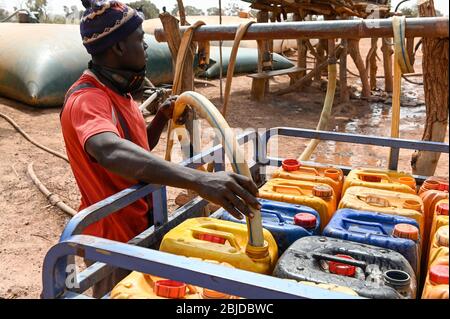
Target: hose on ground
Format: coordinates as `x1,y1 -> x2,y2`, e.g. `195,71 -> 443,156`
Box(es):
27,163 -> 77,217
0,111 -> 77,217
0,112 -> 69,163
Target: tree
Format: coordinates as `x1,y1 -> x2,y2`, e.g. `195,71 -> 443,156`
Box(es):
127,0 -> 159,19
0,8 -> 9,21
400,5 -> 418,17
49,14 -> 67,24
171,4 -> 204,16
206,7 -> 224,16
26,0 -> 47,20
225,2 -> 243,16
63,5 -> 81,24
411,0 -> 448,175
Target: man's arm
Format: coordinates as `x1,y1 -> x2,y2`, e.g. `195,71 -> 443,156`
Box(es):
146,96 -> 184,150
146,110 -> 169,150
85,132 -> 261,219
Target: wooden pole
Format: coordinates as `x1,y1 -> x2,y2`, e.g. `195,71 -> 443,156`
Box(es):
412,0 -> 449,176
315,39 -> 327,81
293,12 -> 307,84
160,12 -> 196,159
251,10 -> 271,101
406,37 -> 415,65
276,45 -> 344,96
369,37 -> 378,90
348,39 -> 371,98
155,18 -> 449,42
219,0 -> 223,103
160,12 -> 195,94
381,37 -> 394,92
176,0 -> 187,26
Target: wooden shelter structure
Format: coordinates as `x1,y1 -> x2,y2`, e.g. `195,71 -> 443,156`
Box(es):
241,0 -> 393,101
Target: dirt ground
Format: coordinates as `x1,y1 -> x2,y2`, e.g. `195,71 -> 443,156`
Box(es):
0,38 -> 448,299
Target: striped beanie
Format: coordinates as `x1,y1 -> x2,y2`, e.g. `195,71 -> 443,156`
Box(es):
80,0 -> 144,55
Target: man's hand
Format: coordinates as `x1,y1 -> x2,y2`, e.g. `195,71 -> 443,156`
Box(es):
157,96 -> 191,125
193,171 -> 261,220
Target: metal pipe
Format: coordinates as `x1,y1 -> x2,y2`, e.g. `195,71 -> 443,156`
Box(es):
155,17 -> 449,42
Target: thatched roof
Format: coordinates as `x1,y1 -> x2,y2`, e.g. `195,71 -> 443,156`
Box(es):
241,1 -> 391,18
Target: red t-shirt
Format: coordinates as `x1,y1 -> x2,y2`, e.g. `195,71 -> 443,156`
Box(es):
61,70 -> 150,243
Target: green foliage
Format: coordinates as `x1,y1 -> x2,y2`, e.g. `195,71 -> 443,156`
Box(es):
225,2 -> 243,16
127,0 -> 160,19
206,7 -> 224,16
26,0 -> 47,19
171,4 -> 204,16
50,14 -> 67,24
0,8 -> 9,20
400,5 -> 418,17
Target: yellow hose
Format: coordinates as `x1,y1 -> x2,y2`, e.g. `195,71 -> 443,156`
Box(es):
222,22 -> 254,117
391,16 -> 415,140
171,91 -> 265,248
299,62 -> 337,161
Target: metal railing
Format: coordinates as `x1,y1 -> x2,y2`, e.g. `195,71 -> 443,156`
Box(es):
41,128 -> 449,299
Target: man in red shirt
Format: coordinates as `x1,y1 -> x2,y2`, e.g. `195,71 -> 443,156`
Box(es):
61,1 -> 260,297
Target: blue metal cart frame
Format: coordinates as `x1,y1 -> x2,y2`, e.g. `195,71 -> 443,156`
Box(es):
42,127 -> 449,299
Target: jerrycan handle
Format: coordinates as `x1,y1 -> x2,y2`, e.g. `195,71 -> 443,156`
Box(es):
192,227 -> 241,251
273,184 -> 305,196
312,253 -> 368,269
341,218 -> 388,235
357,195 -> 392,208
297,166 -> 320,176
357,172 -> 392,183
261,209 -> 285,224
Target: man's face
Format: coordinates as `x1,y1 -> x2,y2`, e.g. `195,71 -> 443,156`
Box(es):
117,25 -> 148,71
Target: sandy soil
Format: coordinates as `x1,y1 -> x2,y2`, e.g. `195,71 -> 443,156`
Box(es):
0,38 -> 448,299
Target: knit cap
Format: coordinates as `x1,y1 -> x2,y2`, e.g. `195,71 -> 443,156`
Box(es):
80,0 -> 144,55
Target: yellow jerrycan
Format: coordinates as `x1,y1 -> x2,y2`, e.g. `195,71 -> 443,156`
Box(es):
338,186 -> 424,238
342,168 -> 416,196
159,218 -> 278,274
429,200 -> 449,252
427,226 -> 449,269
421,256 -> 449,299
271,158 -> 344,199
111,258 -> 241,299
259,178 -> 337,228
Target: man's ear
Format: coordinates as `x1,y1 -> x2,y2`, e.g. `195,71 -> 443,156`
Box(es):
111,41 -> 126,57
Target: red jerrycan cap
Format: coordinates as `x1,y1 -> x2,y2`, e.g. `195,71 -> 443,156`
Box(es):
328,255 -> 356,277
393,224 -> 420,241
436,202 -> 449,216
294,213 -> 317,229
282,159 -> 300,171
429,265 -> 449,285
155,280 -> 187,299
312,184 -> 333,198
438,183 -> 449,192
198,233 -> 226,245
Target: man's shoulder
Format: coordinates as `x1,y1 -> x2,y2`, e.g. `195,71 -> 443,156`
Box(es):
63,73 -> 112,115
66,72 -> 106,100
